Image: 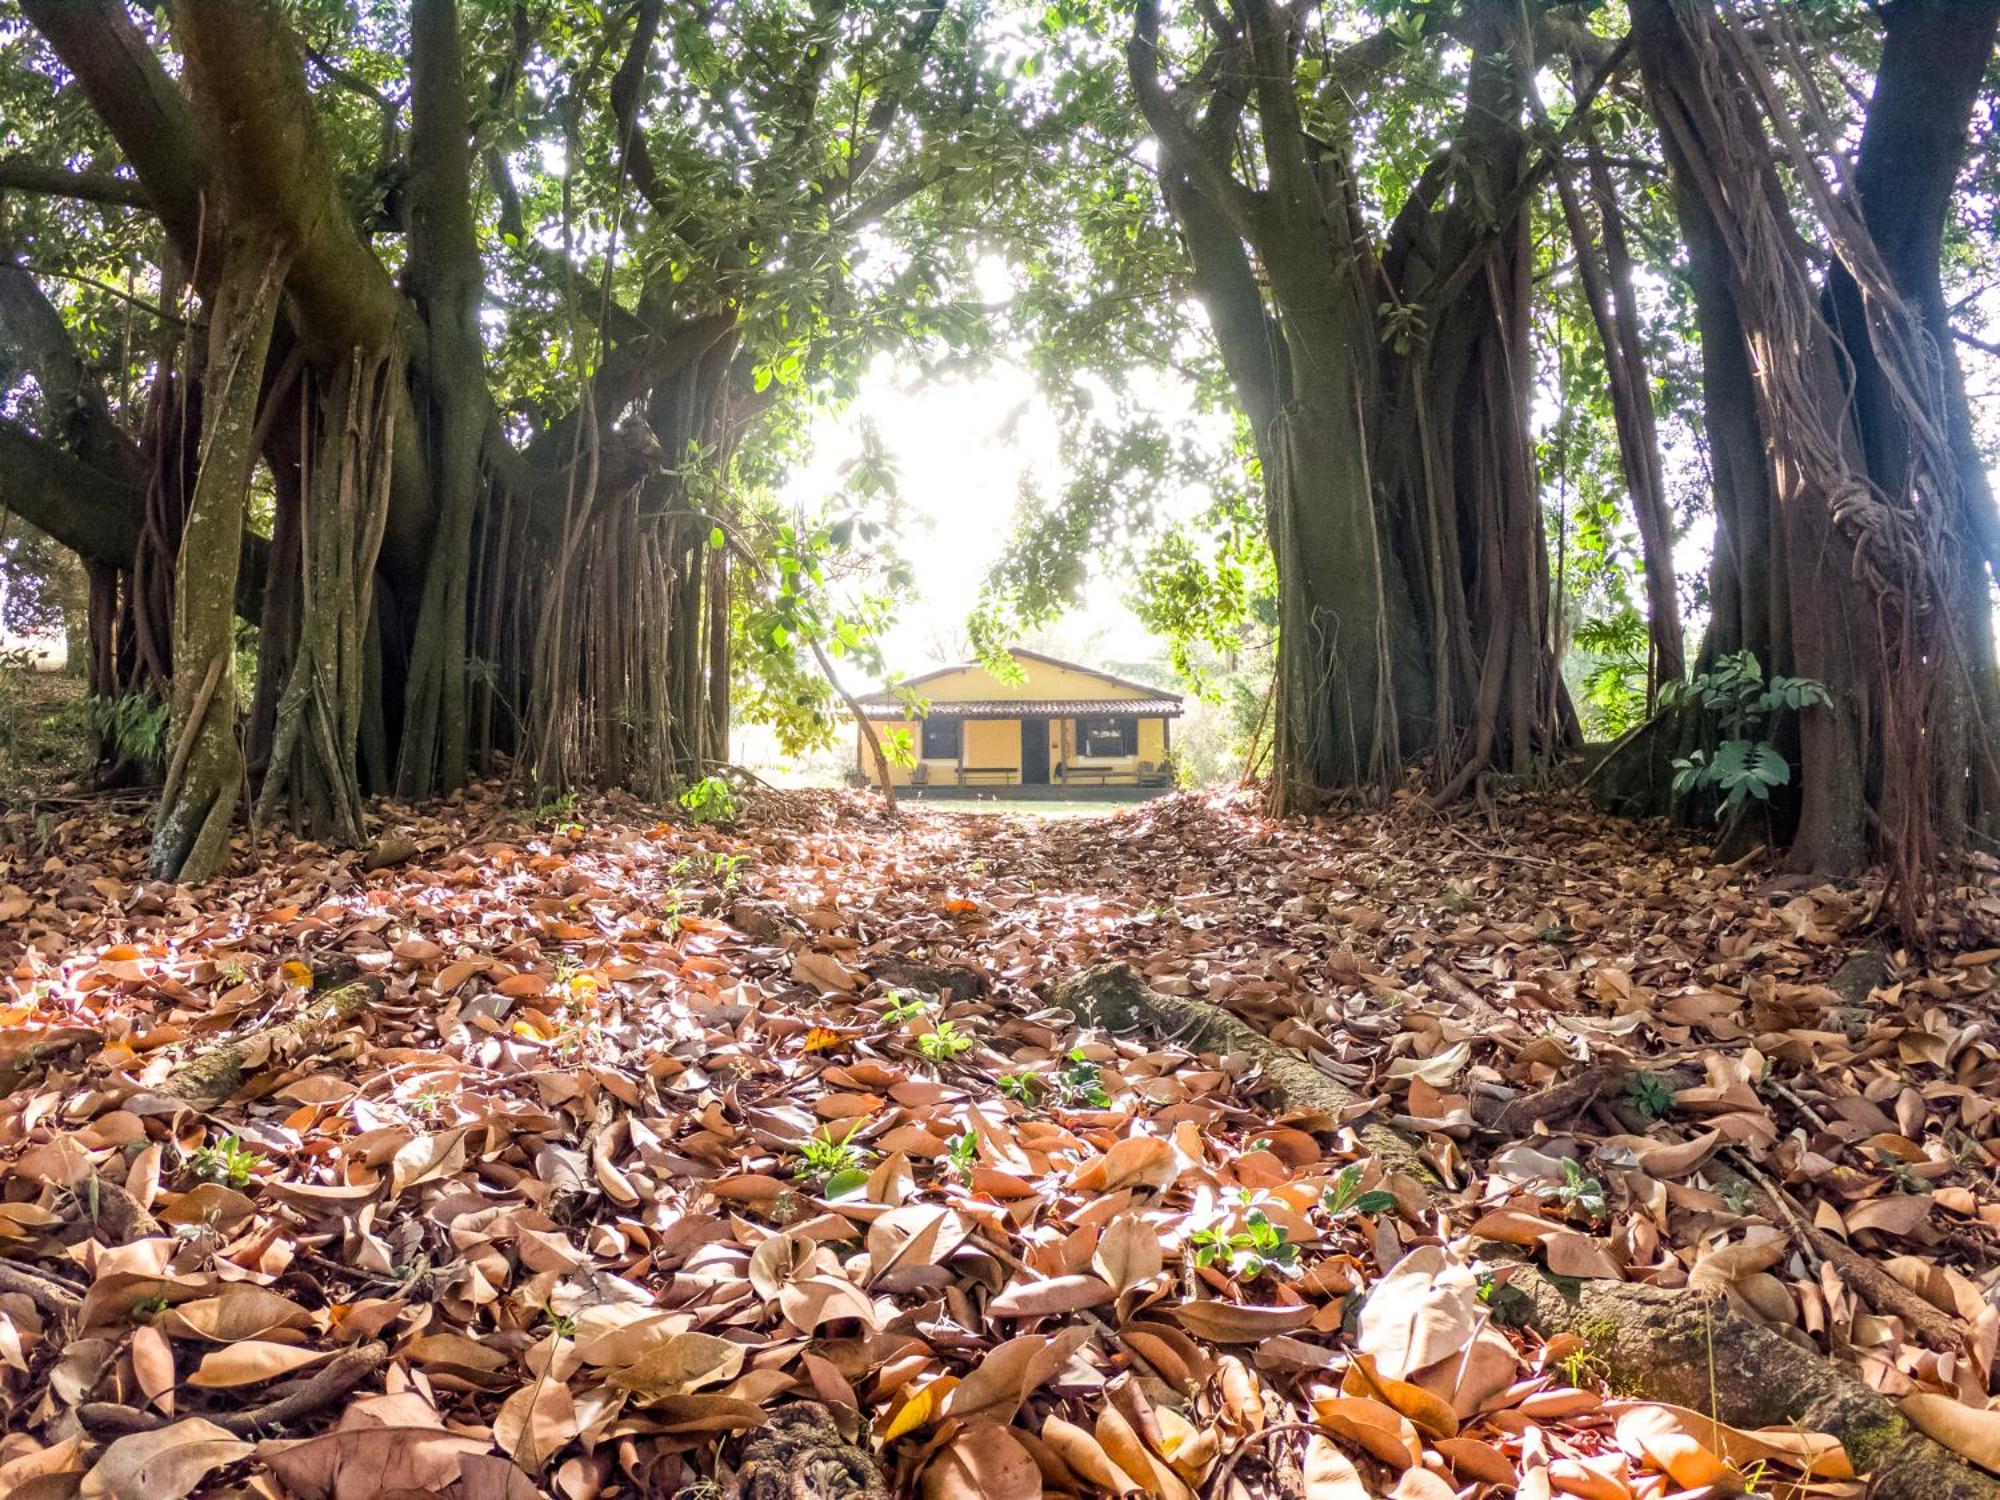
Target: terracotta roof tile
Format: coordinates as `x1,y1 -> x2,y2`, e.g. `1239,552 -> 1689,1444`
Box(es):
859,698 -> 1182,719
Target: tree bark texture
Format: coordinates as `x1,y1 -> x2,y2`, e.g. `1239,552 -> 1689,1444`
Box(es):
151,233 -> 282,882
1610,0 -> 1998,920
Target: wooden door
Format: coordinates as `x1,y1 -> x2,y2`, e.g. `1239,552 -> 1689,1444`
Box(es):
1020,717 -> 1050,784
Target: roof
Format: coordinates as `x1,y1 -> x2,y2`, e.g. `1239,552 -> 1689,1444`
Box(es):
857,648 -> 1184,712
858,697 -> 1184,720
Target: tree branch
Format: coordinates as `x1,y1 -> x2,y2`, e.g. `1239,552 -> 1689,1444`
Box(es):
20,0 -> 208,261
1128,0 -> 1265,243
0,159 -> 152,210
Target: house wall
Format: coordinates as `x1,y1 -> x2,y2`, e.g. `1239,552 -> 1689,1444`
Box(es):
855,714 -> 1174,787
1052,715 -> 1171,777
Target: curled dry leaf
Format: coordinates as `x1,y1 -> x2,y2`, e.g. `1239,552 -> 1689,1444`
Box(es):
187,1340 -> 333,1388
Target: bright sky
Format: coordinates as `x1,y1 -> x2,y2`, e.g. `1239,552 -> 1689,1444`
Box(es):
779,364 -> 1205,692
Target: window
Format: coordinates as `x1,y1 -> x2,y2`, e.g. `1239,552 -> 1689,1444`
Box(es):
1078,715 -> 1138,757
921,717 -> 961,759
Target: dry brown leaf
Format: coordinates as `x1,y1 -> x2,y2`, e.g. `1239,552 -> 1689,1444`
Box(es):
1092,1216 -> 1163,1294
1172,1300 -> 1316,1343
986,1273 -> 1115,1319
80,1420 -> 254,1500
605,1331 -> 746,1399
1900,1393 -> 2000,1474
921,1422 -> 1041,1500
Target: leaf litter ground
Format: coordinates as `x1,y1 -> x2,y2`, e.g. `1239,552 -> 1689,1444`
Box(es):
3,783 -> 2000,1498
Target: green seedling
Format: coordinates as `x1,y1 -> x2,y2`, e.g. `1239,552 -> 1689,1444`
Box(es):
997,1072 -> 1041,1103
1546,1157 -> 1608,1223
186,1133 -> 259,1189
882,990 -> 932,1025
794,1119 -> 871,1190
1053,1048 -> 1111,1109
1624,1071 -> 1676,1121
917,1019 -> 975,1062
945,1130 -> 980,1184
1188,1209 -> 1299,1282
1321,1162 -> 1397,1220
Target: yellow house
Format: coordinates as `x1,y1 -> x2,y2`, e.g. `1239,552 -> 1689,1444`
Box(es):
856,649 -> 1183,797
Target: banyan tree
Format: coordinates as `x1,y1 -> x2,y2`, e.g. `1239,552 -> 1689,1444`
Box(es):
0,0 -> 1018,878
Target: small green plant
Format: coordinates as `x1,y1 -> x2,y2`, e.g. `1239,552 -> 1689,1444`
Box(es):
1188,1209 -> 1299,1281
793,1119 -> 871,1190
529,788 -> 584,831
1667,650 -> 1830,821
411,1089 -> 448,1119
1321,1162 -> 1397,1220
678,775 -> 739,826
917,1019 -> 975,1063
1052,1049 -> 1112,1109
944,1130 -> 980,1184
1573,609 -> 1651,739
1556,1344 -> 1608,1389
1624,1071 -> 1676,1121
187,1133 -> 259,1189
711,852 -> 746,891
882,990 -> 932,1025
1717,1175 -> 1755,1216
997,1071 -> 1041,1103
1545,1158 -> 1608,1223
87,692 -> 169,772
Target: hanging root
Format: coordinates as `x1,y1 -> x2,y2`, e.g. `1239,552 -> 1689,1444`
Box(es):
1055,962 -> 2000,1500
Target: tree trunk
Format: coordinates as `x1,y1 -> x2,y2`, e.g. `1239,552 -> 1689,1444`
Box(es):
395,0 -> 489,799
151,233 -> 282,882
1824,0 -> 2000,849
1132,0 -> 1568,812
1614,0 -> 1993,918
256,355 -> 396,842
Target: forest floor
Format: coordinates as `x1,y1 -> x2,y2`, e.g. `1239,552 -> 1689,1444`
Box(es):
3,779 -> 2000,1498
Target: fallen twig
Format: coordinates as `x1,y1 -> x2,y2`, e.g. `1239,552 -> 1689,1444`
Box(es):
77,1342 -> 389,1438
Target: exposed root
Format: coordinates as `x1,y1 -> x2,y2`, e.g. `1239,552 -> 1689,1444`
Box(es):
0,1257 -> 84,1318
156,977 -> 380,1109
1505,1270 -> 1994,1500
726,1400 -> 886,1500
1067,961 -> 2000,1500
1057,962 -> 1434,1186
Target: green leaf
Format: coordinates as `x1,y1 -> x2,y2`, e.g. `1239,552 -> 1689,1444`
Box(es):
823,1167 -> 871,1199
